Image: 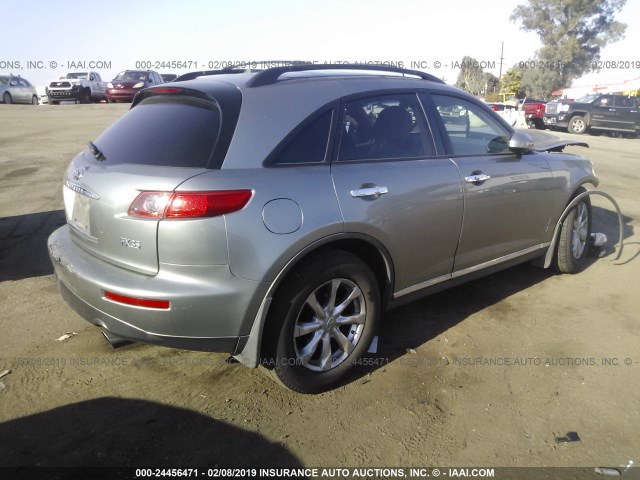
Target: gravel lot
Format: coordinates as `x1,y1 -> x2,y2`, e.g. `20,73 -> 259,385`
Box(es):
0,105 -> 639,474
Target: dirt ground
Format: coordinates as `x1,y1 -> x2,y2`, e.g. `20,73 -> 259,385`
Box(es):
0,104 -> 639,475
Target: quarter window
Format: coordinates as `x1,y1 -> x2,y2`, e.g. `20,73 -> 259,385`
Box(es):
431,95 -> 511,156
270,110 -> 333,165
338,94 -> 435,161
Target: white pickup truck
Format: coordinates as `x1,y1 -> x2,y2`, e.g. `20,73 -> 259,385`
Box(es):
47,72 -> 107,104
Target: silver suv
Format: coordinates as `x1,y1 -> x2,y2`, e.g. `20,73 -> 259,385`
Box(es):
48,64 -> 597,393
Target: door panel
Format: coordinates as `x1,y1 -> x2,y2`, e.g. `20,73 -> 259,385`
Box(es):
613,96 -> 638,131
429,93 -> 555,272
452,155 -> 554,270
333,160 -> 463,291
331,93 -> 463,292
590,95 -> 616,129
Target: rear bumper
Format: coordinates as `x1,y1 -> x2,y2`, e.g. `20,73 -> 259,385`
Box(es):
48,225 -> 269,353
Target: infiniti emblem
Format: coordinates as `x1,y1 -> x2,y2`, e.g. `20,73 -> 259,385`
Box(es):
73,168 -> 84,181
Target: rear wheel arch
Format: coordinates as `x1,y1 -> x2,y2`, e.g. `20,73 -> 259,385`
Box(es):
259,236 -> 394,361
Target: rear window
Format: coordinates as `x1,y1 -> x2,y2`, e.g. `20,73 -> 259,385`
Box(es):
93,96 -> 220,168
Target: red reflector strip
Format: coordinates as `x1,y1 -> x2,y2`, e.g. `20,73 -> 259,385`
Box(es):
147,87 -> 183,94
104,291 -> 170,310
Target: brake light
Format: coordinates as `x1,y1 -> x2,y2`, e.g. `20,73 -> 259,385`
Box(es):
104,291 -> 170,309
128,190 -> 252,219
492,104 -> 498,111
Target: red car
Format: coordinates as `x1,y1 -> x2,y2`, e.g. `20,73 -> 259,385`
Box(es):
523,100 -> 547,129
106,70 -> 163,103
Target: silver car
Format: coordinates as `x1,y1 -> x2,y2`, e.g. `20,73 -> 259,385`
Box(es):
48,64 -> 598,393
0,74 -> 39,105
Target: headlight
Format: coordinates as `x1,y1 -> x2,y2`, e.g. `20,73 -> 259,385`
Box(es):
107,83 -> 113,88
558,104 -> 570,112
133,82 -> 144,88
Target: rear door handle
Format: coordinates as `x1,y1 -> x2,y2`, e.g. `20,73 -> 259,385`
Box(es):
350,186 -> 389,199
465,174 -> 491,184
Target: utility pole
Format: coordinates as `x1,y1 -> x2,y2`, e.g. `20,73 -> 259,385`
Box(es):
498,41 -> 504,85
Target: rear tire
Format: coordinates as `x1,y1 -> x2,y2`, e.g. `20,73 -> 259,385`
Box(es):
555,190 -> 591,273
265,250 -> 380,393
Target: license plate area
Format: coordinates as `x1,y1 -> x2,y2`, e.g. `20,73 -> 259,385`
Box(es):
63,186 -> 91,236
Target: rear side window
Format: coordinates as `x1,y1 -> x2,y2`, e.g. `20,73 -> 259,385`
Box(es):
615,96 -> 636,108
93,97 -> 219,168
337,93 -> 435,161
269,110 -> 333,165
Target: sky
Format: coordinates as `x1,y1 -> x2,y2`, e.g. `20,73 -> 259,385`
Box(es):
1,0 -> 638,88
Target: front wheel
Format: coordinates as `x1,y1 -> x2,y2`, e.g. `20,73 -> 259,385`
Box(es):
569,116 -> 587,134
555,192 -> 592,273
3,92 -> 11,104
32,95 -> 39,105
267,250 -> 380,393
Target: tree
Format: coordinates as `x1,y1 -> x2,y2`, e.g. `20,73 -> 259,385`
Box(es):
521,66 -> 562,100
511,0 -> 626,96
500,68 -> 524,96
454,56 -> 486,95
484,72 -> 500,94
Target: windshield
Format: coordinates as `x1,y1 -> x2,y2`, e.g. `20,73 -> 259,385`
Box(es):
114,71 -> 148,82
66,73 -> 88,79
575,94 -> 599,103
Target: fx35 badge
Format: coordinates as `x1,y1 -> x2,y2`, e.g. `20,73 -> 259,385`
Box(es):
120,237 -> 141,249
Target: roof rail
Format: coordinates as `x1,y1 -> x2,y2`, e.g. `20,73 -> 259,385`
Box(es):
246,63 -> 445,87
174,61 -> 310,82
175,69 -> 253,82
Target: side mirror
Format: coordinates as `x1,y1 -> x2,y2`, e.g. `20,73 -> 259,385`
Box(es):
509,131 -> 535,154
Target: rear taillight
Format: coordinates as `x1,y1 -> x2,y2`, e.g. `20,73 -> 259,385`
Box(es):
128,190 -> 252,219
492,105 -> 498,111
104,291 -> 170,309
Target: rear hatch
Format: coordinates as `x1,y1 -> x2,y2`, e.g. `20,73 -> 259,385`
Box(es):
63,88 -> 239,274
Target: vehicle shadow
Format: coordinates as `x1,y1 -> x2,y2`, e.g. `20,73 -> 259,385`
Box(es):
342,205 -> 635,387
0,397 -> 303,472
351,263 -> 554,377
0,210 -> 65,282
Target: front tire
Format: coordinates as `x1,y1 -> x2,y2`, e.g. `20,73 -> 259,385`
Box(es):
3,92 -> 11,104
32,95 -> 39,105
267,250 -> 380,393
555,191 -> 591,273
569,116 -> 587,135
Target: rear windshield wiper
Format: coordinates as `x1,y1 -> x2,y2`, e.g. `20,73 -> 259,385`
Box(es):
88,141 -> 106,161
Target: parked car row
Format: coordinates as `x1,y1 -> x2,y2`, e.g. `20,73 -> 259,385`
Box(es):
1,70 -> 177,105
